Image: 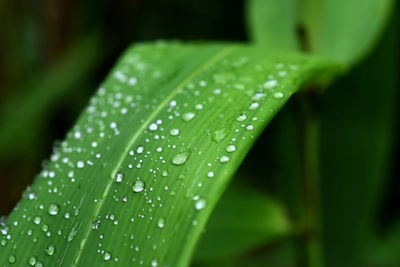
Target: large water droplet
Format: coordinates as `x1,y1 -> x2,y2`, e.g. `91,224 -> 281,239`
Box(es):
48,204 -> 60,216
132,180 -> 145,193
172,152 -> 190,166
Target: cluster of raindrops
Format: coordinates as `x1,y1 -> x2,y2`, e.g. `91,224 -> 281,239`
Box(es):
0,42 -> 305,266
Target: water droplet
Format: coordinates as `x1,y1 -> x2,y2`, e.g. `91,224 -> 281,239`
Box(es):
236,113 -> 247,122
48,204 -> 60,216
115,172 -> 124,183
252,92 -> 266,100
103,251 -> 112,261
249,102 -> 259,110
172,152 -> 190,165
33,216 -> 41,225
132,180 -> 145,193
170,128 -> 180,136
212,128 -> 229,143
263,80 -> 278,89
8,254 -> 16,264
45,244 -> 55,256
273,92 -> 284,99
226,144 -> 236,153
77,161 -> 85,168
35,261 -> 44,267
137,146 -> 144,154
151,259 -> 159,267
157,218 -> 166,228
246,124 -> 254,131
149,123 -> 158,131
92,220 -> 101,230
28,256 -> 37,265
195,199 -> 207,210
182,112 -> 195,122
219,155 -> 230,163
207,171 -> 214,178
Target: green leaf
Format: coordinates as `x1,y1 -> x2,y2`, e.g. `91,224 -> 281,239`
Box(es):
0,42 -> 335,267
247,0 -> 299,51
301,0 -> 393,65
193,179 -> 290,262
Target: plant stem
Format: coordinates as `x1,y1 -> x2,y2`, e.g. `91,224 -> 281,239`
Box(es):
298,89 -> 324,267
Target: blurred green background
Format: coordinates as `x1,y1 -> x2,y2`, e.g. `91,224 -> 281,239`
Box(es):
0,0 -> 399,266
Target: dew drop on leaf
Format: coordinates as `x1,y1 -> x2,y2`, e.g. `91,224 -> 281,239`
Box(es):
219,155 -> 230,163
236,113 -> 247,122
33,216 -> 41,225
132,180 -> 145,193
103,251 -> 112,261
115,172 -> 124,183
212,128 -> 229,143
207,171 -> 214,178
171,152 -> 190,166
195,199 -> 207,210
182,112 -> 196,122
157,218 -> 166,229
48,204 -> 60,216
45,244 -> 55,256
169,128 -> 180,136
226,144 -> 237,153
8,254 -> 16,264
273,92 -> 284,99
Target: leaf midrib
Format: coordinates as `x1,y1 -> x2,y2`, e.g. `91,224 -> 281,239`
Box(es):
70,44 -> 239,266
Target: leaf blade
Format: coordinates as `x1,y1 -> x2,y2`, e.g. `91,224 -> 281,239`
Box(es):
0,42 -> 336,267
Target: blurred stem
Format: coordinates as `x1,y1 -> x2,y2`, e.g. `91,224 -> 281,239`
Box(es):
297,89 -> 324,267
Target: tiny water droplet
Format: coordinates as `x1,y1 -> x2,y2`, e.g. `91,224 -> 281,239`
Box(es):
115,172 -> 124,183
151,259 -> 158,267
207,171 -> 214,178
28,256 -> 36,265
212,128 -> 229,143
226,144 -> 236,153
172,152 -> 190,166
48,204 -> 60,216
170,128 -> 180,136
8,254 -> 16,264
136,145 -> 144,154
195,199 -> 207,210
249,102 -> 259,110
132,180 -> 145,193
182,112 -> 196,122
148,123 -> 158,131
103,251 -> 112,261
263,80 -> 278,89
236,113 -> 247,122
219,155 -> 230,163
45,244 -> 55,256
92,220 -> 101,230
273,92 -> 284,99
33,216 -> 41,225
157,218 -> 166,229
